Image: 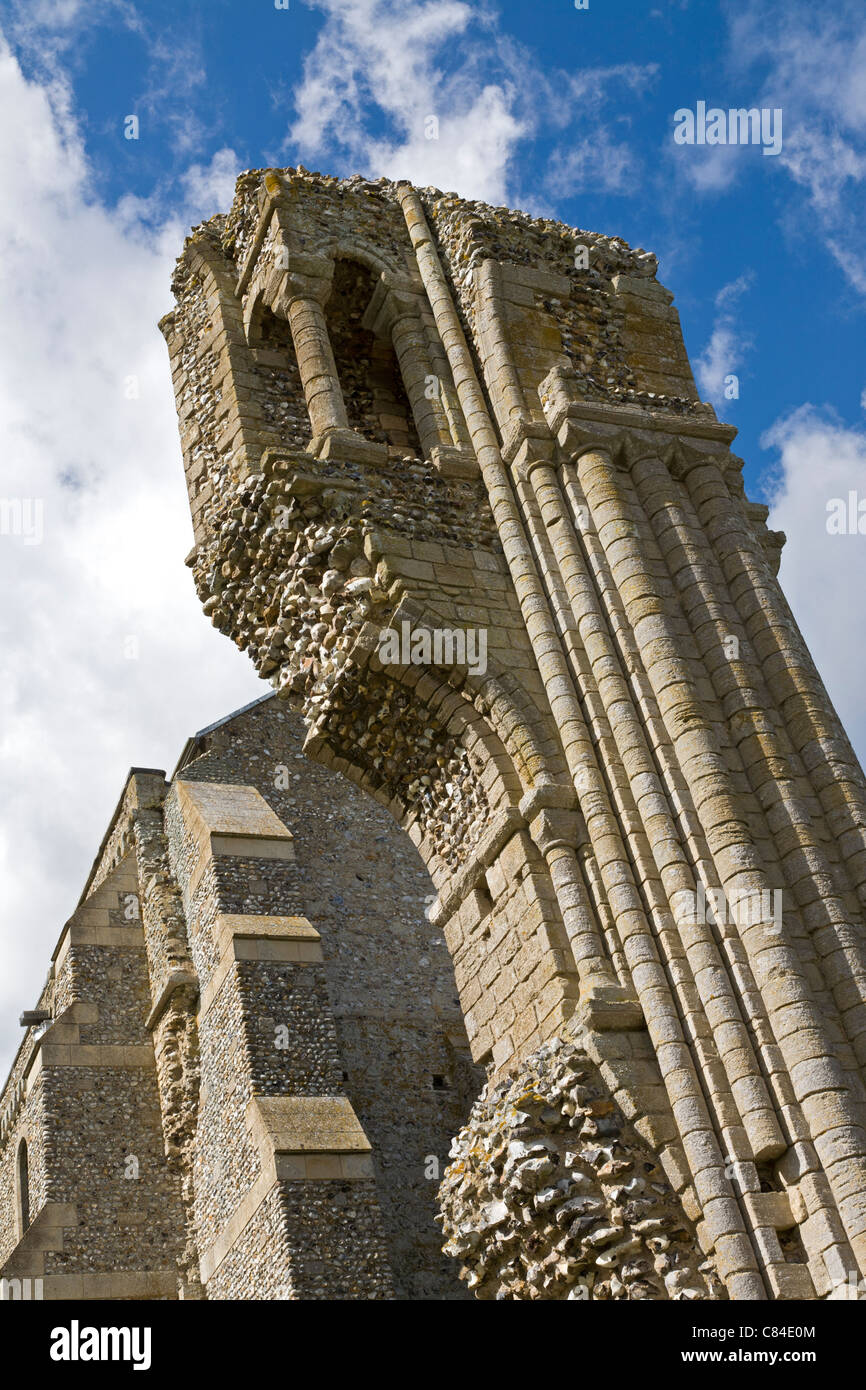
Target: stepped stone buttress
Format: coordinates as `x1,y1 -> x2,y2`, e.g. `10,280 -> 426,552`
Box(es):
2,167 -> 866,1301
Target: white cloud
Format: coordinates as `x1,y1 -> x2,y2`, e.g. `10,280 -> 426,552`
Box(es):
287,0 -> 523,202
763,405 -> 866,759
3,0 -> 142,70
368,82 -> 524,204
726,2 -> 866,294
287,0 -> 654,205
0,40 -> 263,1073
4,0 -> 211,158
695,273 -> 754,404
181,146 -> 243,218
671,142 -> 744,195
543,134 -> 636,199
666,6 -> 866,293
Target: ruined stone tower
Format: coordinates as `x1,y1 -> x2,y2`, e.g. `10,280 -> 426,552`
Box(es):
3,168 -> 866,1301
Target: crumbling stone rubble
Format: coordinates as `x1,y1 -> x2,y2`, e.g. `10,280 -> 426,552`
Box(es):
440,1032 -> 723,1301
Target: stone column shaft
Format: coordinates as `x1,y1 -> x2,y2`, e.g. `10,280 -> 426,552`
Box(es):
577,446 -> 866,1273
475,260 -> 526,431
632,452 -> 866,1065
389,312 -> 454,458
527,455 -> 784,1167
686,457 -> 866,922
285,290 -> 349,438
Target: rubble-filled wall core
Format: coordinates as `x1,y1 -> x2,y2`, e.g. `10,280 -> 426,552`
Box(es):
2,166 -> 866,1301
439,1032 -> 726,1301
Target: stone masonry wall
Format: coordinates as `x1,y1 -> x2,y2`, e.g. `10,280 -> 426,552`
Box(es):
176,696 -> 480,1298
158,167 -> 866,1301
5,165 -> 866,1304
0,856 -> 185,1297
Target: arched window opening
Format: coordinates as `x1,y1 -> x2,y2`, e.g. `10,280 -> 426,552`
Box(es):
17,1139 -> 30,1235
325,260 -> 422,457
249,303 -> 311,451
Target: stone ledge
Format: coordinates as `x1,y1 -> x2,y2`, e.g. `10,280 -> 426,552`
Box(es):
54,924 -> 144,974
200,1096 -> 375,1286
577,982 -> 644,1032
42,1271 -> 177,1301
215,913 -> 321,944
176,779 -> 295,896
538,365 -> 734,444
36,1044 -> 155,1070
275,1152 -> 374,1180
232,938 -> 321,963
431,444 -> 478,480
248,1094 -> 372,1156
311,427 -> 389,465
177,779 -> 295,842
199,916 -> 323,1017
210,833 -> 296,860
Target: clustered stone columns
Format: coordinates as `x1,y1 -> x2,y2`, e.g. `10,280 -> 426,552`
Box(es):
539,444 -> 783,1145
681,452 -> 866,984
572,440 -> 866,1279
504,439 -> 765,1294
633,449 -> 866,1048
398,183 -> 631,1021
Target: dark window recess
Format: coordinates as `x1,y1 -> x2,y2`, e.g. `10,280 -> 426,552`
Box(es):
325,259 -> 422,456
250,307 -> 311,450
17,1140 -> 30,1233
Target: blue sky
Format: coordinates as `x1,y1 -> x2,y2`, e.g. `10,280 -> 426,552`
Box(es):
7,0 -> 866,484
0,0 -> 865,1069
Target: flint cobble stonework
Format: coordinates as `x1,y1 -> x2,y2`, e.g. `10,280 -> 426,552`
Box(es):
2,167 -> 866,1300
1,697 -> 477,1299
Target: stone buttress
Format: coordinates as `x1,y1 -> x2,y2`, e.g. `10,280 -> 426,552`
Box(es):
1,702 -> 478,1299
